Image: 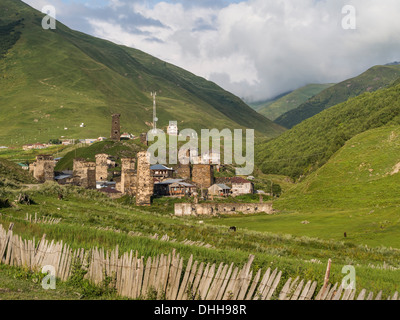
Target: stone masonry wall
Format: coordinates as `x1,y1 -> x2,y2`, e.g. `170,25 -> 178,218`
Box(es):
175,203 -> 274,217
192,164 -> 214,188
32,155 -> 55,183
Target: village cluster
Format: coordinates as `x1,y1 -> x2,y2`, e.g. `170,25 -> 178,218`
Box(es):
27,115 -> 257,209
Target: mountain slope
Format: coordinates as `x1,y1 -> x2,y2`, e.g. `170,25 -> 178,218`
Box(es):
251,84 -> 334,121
277,126 -> 400,212
0,0 -> 285,146
275,65 -> 400,128
256,81 -> 400,179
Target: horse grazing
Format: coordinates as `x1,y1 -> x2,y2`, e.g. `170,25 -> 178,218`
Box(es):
229,226 -> 237,232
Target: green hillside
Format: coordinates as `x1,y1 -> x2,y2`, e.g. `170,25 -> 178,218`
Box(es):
252,84 -> 334,121
256,81 -> 400,179
209,126 -> 400,248
0,158 -> 36,187
0,0 -> 285,146
275,65 -> 400,128
278,126 -> 400,212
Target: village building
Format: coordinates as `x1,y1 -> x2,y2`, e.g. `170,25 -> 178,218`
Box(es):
208,184 -> 231,197
120,133 -> 135,140
167,121 -> 179,136
216,177 -> 254,196
17,163 -> 29,171
151,164 -> 174,182
154,179 -> 196,197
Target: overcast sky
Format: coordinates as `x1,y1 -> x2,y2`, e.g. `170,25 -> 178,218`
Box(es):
23,0 -> 400,102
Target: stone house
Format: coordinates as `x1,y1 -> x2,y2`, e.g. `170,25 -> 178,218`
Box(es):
151,164 -> 174,182
208,184 -> 231,197
215,177 -> 254,196
154,179 -> 196,197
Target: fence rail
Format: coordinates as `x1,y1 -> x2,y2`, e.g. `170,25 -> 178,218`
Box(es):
0,223 -> 397,300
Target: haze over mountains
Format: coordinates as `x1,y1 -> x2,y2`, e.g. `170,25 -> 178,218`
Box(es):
274,64 -> 400,129
249,83 -> 334,121
0,0 -> 285,146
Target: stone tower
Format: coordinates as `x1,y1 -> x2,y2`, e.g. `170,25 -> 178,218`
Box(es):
192,164 -> 214,188
121,158 -> 136,194
136,151 -> 153,206
177,149 -> 191,180
111,114 -> 121,141
32,155 -> 55,183
95,154 -> 109,182
73,159 -> 96,189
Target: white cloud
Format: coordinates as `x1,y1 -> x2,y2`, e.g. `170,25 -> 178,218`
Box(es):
23,0 -> 400,102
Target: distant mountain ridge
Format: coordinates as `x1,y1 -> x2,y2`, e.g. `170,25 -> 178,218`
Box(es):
275,65 -> 400,129
0,0 -> 285,146
256,79 -> 400,179
250,84 -> 334,121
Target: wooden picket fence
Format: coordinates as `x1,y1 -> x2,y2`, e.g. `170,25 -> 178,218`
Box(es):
0,223 -> 398,300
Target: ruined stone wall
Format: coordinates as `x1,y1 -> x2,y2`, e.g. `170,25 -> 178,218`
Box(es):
174,203 -> 274,217
32,155 -> 55,183
192,164 -> 214,188
73,159 -> 96,189
136,151 -> 153,206
121,158 -> 136,194
111,114 -> 121,141
95,154 -> 109,182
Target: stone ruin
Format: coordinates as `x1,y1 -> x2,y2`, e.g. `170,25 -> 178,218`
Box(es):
73,158 -> 96,189
136,151 -> 154,206
30,155 -> 55,183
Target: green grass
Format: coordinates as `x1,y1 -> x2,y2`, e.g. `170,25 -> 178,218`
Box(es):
220,126 -> 400,248
1,181 -> 400,296
275,65 -> 400,128
0,0 -> 285,147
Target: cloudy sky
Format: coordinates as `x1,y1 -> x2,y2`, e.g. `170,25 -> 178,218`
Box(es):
23,0 -> 400,102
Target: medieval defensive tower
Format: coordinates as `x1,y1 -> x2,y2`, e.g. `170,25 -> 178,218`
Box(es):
111,114 -> 121,141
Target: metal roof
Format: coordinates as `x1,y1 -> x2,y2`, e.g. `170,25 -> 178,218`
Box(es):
151,164 -> 174,171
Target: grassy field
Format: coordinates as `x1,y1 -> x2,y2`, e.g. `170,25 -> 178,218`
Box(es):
211,126 -> 400,248
1,180 -> 400,297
